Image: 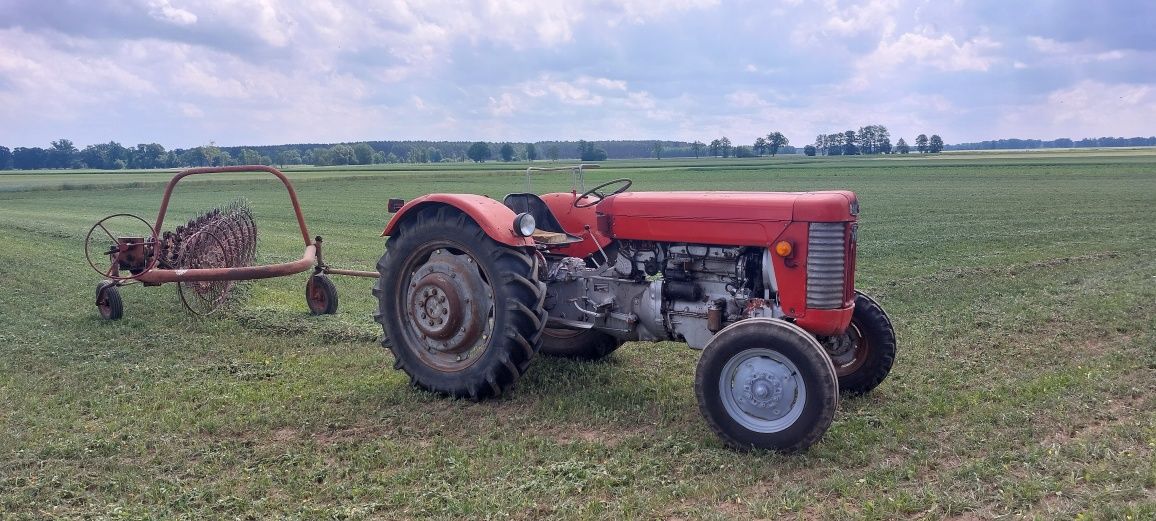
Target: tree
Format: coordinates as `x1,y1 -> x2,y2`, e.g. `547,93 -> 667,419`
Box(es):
720,137 -> 732,158
546,145 -> 559,161
652,141 -> 663,159
753,137 -> 768,156
842,130 -> 858,155
708,139 -> 721,157
766,132 -> 789,157
427,147 -> 443,163
525,143 -> 538,161
577,140 -> 608,161
12,147 -> 47,169
467,142 -> 492,162
803,145 -> 817,156
48,138 -> 78,169
330,144 -> 356,165
734,146 -> 755,158
278,149 -> 302,166
929,134 -> 944,153
895,138 -> 910,154
499,143 -> 515,162
690,140 -> 705,158
915,134 -> 929,153
353,143 -> 375,165
239,148 -> 267,165
135,143 -> 166,168
0,146 -> 11,169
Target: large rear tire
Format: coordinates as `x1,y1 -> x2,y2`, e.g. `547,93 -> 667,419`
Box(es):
694,318 -> 838,453
374,206 -> 546,400
539,328 -> 624,361
821,291 -> 897,396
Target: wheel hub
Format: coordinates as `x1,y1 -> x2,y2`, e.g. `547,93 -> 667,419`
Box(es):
822,323 -> 868,376
824,334 -> 858,366
732,357 -> 798,422
405,249 -> 490,357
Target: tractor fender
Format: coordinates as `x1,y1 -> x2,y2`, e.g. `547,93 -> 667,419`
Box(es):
381,194 -> 534,247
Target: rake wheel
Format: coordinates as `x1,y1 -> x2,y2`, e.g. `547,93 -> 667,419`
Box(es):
84,213 -> 157,281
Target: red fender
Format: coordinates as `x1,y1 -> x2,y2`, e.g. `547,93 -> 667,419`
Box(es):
382,194 -> 534,247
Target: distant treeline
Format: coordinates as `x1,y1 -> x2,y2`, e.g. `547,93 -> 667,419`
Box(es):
0,138 -> 801,171
947,136 -> 1156,151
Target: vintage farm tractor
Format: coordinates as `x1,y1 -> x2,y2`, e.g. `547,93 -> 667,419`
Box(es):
88,164 -> 896,452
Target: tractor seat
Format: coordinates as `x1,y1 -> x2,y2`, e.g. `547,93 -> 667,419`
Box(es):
502,193 -> 584,246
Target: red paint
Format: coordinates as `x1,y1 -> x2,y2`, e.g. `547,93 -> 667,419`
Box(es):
595,191 -> 855,246
538,192 -> 613,258
594,191 -> 858,335
382,194 -> 534,248
138,245 -> 317,283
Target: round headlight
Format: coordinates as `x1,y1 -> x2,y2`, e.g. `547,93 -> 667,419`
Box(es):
513,212 -> 536,237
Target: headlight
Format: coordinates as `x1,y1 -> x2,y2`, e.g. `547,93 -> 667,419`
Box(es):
513,212 -> 536,237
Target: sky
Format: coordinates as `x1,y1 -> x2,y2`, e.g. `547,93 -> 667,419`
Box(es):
1,0 -> 1154,149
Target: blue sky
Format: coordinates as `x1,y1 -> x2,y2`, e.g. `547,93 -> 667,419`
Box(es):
1,0 -> 1153,149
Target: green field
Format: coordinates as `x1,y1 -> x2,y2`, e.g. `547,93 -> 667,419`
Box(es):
1,151 -> 1153,519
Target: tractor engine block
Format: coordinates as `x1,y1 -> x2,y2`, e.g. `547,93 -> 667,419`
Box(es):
543,241 -> 777,348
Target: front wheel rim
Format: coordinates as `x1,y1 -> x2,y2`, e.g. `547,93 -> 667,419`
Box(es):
719,348 -> 807,433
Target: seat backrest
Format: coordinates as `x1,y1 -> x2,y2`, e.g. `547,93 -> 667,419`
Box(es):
502,193 -> 566,233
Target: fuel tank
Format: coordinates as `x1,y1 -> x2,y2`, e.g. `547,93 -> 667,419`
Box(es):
594,191 -> 857,246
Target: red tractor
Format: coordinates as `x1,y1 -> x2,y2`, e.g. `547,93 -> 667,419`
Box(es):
375,166 -> 896,452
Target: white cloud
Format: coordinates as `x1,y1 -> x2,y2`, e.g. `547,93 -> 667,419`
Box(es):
147,0 -> 197,26
488,93 -> 518,116
866,30 -> 1000,73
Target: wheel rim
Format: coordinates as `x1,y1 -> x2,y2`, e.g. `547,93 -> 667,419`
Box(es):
398,245 -> 494,371
307,277 -> 329,312
824,322 -> 870,377
97,288 -> 114,318
719,348 -> 806,433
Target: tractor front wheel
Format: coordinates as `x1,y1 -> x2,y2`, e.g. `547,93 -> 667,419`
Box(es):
374,206 -> 546,400
695,318 -> 838,452
821,291 -> 897,396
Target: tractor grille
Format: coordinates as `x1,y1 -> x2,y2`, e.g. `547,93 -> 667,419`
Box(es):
806,222 -> 847,309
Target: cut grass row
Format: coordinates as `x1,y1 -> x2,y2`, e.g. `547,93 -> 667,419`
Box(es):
1,152 -> 1153,519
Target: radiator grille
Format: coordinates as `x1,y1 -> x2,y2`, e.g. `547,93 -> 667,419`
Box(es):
806,222 -> 847,309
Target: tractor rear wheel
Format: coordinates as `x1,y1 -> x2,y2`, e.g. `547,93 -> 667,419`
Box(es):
374,206 -> 546,400
695,318 -> 838,452
821,291 -> 897,396
539,328 -> 624,361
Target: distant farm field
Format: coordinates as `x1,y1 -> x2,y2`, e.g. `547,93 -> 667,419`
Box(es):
1,151 -> 1153,519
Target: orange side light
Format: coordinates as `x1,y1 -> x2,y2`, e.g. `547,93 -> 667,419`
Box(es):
774,240 -> 793,257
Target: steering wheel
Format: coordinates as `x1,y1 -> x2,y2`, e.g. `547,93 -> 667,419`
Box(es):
574,178 -> 632,208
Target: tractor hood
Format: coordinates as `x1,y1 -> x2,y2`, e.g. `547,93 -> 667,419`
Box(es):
594,190 -> 858,247
596,191 -> 858,223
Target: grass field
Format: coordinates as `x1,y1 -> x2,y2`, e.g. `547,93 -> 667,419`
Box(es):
1,151 -> 1153,519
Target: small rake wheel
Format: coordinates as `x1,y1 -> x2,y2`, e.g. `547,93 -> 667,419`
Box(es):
176,230 -> 234,315
306,274 -> 339,315
95,280 -> 123,320
84,213 -> 157,281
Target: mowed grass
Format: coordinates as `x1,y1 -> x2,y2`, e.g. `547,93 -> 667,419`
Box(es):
1,150 -> 1153,519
